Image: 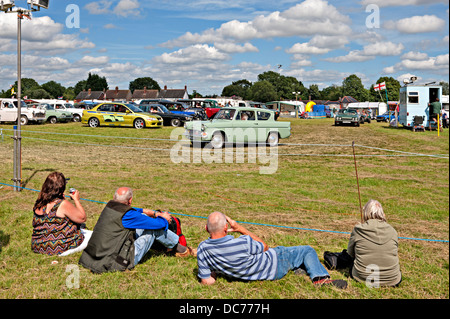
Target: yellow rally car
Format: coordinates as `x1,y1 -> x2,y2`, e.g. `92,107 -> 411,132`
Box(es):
81,103 -> 163,129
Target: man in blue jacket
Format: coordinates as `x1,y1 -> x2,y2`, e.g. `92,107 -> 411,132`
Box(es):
79,187 -> 195,273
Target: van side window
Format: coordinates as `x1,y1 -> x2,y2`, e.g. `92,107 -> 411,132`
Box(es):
408,92 -> 419,104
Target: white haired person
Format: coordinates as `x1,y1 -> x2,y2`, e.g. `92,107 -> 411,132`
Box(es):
347,200 -> 402,287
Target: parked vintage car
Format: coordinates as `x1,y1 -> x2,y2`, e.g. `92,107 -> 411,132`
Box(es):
0,98 -> 46,125
81,102 -> 163,129
348,108 -> 370,124
140,99 -> 207,120
36,100 -> 84,122
376,111 -> 397,122
184,107 -> 291,148
138,104 -> 193,127
31,103 -> 73,124
334,109 -> 361,126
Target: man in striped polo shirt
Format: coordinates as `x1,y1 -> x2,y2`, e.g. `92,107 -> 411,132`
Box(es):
197,212 -> 347,289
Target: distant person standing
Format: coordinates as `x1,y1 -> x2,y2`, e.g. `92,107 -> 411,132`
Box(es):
429,98 -> 442,130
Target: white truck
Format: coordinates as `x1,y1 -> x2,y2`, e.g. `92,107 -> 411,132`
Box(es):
0,98 -> 46,125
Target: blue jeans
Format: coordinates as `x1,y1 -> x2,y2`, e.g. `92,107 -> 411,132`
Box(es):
134,228 -> 179,265
273,246 -> 329,280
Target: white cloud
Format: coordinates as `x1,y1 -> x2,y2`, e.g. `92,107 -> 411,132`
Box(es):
161,0 -> 351,48
153,45 -> 229,65
214,42 -> 259,54
103,24 -> 117,29
85,1 -> 113,15
77,56 -> 110,66
0,14 -> 95,54
384,15 -> 446,34
325,41 -> 404,63
360,0 -> 447,7
286,43 -> 331,55
0,15 -> 63,42
113,0 -> 141,17
401,51 -> 429,61
85,0 -> 141,17
383,53 -> 449,74
362,41 -> 405,56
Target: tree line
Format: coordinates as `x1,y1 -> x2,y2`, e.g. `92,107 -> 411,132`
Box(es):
1,72 -> 448,103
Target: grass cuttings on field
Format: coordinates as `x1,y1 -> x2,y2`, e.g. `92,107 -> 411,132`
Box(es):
0,119 -> 448,299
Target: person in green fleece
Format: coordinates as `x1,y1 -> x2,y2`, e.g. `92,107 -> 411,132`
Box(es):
347,199 -> 402,287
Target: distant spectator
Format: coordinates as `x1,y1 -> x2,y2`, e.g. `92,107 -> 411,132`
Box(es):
347,200 -> 402,287
429,98 -> 442,130
31,172 -> 92,256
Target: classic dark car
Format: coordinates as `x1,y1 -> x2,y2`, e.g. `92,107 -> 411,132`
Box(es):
334,109 -> 361,126
348,108 -> 370,124
138,104 -> 193,127
140,99 -> 207,120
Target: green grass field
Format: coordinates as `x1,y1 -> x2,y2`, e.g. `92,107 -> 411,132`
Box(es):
0,118 -> 448,299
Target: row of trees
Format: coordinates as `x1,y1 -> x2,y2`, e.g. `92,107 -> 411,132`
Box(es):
1,72 -> 448,103
0,74 -> 163,100
221,72 -> 404,103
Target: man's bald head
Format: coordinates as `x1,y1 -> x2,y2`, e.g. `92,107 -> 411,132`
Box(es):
114,187 -> 133,205
206,212 -> 227,235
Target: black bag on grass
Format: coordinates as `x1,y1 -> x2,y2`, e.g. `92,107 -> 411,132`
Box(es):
323,249 -> 353,270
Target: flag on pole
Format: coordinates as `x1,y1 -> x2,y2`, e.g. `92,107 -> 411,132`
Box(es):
374,82 -> 386,91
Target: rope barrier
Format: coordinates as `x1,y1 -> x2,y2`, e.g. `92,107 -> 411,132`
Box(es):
1,130 -> 448,159
0,182 -> 448,244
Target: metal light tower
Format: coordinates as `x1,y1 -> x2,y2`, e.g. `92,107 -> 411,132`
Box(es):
1,0 -> 50,192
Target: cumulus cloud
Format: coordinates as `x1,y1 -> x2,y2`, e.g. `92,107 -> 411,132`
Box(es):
384,15 -> 446,33
286,43 -> 332,55
77,56 -> 110,66
153,44 -> 229,65
160,0 -> 351,48
85,0 -> 141,17
401,51 -> 429,61
0,14 -> 95,54
383,53 -> 449,74
325,41 -> 404,63
214,42 -> 259,54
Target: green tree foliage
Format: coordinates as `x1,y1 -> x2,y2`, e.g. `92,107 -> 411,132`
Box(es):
129,77 -> 161,93
369,76 -> 401,102
248,81 -> 278,102
63,87 -> 76,100
321,85 -> 342,101
257,71 -> 305,100
86,73 -> 108,92
308,84 -> 321,100
342,74 -> 369,102
221,79 -> 252,99
74,80 -> 87,96
41,81 -> 66,99
439,81 -> 449,95
28,88 -> 51,99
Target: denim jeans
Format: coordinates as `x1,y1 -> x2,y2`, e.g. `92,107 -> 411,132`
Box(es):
134,228 -> 179,265
273,245 -> 329,280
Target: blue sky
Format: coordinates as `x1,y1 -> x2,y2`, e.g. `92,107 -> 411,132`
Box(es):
0,0 -> 448,96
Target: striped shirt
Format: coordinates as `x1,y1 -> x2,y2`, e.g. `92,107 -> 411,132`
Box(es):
197,235 -> 278,281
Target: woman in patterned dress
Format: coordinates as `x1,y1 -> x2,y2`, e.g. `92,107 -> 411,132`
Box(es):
31,172 -> 92,256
